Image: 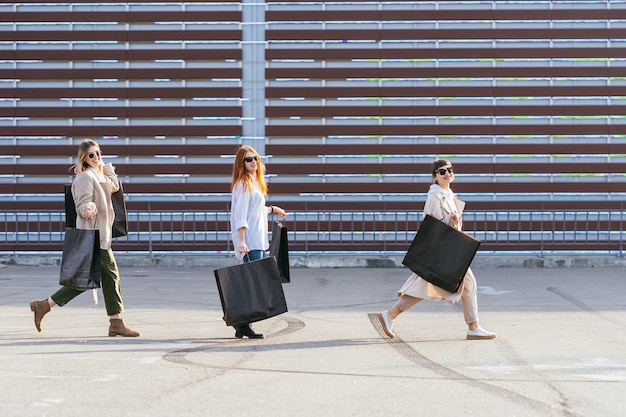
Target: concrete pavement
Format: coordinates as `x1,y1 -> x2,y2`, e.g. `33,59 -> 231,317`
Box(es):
1,261 -> 625,417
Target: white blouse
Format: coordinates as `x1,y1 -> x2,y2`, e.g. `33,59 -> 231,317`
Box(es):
230,175 -> 269,259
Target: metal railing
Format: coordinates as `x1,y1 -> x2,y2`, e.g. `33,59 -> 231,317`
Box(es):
1,207 -> 624,257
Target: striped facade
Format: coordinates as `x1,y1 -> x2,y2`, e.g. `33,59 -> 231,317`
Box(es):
1,0 -> 625,254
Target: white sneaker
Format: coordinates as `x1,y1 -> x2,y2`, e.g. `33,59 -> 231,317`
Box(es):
376,311 -> 396,339
466,326 -> 497,340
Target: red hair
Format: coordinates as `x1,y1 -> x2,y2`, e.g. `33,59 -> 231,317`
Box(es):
230,145 -> 267,195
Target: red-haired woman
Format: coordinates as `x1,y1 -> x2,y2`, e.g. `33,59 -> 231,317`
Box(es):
229,145 -> 287,339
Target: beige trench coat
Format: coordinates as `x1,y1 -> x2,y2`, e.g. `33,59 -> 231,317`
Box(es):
72,165 -> 119,250
397,188 -> 474,304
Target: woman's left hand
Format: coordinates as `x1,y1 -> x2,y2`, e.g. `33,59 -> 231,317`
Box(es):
273,206 -> 287,218
103,162 -> 115,174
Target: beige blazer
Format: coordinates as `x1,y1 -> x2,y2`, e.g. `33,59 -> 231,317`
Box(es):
422,189 -> 465,230
72,166 -> 119,250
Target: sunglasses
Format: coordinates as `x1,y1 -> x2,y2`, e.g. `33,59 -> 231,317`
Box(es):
88,150 -> 101,159
436,167 -> 454,175
244,156 -> 258,163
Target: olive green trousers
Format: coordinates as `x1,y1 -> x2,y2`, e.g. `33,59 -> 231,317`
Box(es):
51,249 -> 124,316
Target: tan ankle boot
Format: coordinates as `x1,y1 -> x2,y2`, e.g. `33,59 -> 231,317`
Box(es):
108,318 -> 140,337
30,299 -> 51,332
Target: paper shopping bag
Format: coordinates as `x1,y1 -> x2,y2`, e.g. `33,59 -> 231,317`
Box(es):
214,256 -> 288,327
59,228 -> 101,290
269,221 -> 290,283
402,215 -> 481,293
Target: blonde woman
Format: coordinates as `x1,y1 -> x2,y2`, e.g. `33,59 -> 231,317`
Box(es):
30,139 -> 140,337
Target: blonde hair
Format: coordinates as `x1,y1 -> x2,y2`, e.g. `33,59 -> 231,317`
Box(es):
73,139 -> 101,175
230,145 -> 267,195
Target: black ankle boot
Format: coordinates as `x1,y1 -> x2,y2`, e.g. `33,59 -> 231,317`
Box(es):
234,324 -> 264,339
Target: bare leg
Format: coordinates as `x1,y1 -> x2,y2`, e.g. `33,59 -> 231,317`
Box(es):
388,305 -> 402,320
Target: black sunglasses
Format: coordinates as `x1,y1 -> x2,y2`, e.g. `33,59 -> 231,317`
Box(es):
436,167 -> 454,175
244,156 -> 258,163
88,150 -> 101,159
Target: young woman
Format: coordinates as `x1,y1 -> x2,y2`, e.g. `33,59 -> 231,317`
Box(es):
230,145 -> 287,339
30,139 -> 140,337
375,159 -> 496,340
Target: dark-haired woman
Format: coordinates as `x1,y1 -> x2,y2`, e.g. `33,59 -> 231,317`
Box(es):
229,145 -> 287,339
30,139 -> 140,337
374,159 -> 496,340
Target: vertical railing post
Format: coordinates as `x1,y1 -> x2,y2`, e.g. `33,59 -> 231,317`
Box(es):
619,202 -> 624,258
539,206 -> 544,258
147,203 -> 153,256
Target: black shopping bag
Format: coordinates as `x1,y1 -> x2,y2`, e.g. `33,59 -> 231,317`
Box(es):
64,184 -> 77,228
59,228 -> 101,290
111,182 -> 128,238
214,256 -> 288,327
269,221 -> 290,283
402,215 -> 481,293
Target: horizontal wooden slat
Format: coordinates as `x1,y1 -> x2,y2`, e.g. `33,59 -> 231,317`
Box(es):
8,49 -> 242,61
7,105 -> 621,119
267,47 -> 626,61
3,143 -> 621,158
1,68 -> 241,80
260,0 -> 622,6
3,162 -> 623,176
3,124 -> 617,138
1,30 -> 241,42
265,162 -> 626,175
266,144 -> 620,155
4,0 -> 240,5
266,9 -> 621,21
2,106 -> 241,118
266,67 -> 621,79
4,8 -> 621,24
1,181 -> 622,195
0,125 -> 241,137
266,125 -> 618,136
0,87 -> 242,99
0,144 -> 241,157
266,86 -> 626,98
1,11 -> 241,22
266,105 -> 626,117
266,29 -> 621,41
1,85 -> 618,100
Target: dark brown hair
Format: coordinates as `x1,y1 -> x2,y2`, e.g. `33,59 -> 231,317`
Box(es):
431,159 -> 452,183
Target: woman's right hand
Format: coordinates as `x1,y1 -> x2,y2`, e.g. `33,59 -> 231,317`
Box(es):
85,202 -> 98,219
237,242 -> 249,255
